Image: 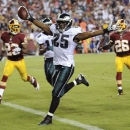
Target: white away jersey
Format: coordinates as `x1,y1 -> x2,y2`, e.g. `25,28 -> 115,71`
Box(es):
50,24 -> 82,67
36,32 -> 54,58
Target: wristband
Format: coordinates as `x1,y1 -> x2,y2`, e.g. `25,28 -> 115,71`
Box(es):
28,16 -> 35,23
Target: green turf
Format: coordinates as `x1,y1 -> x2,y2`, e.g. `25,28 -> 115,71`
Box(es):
0,53 -> 130,130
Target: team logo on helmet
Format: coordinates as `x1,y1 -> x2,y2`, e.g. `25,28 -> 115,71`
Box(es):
116,19 -> 127,32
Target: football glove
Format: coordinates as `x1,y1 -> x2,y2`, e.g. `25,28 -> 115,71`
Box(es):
25,7 -> 35,22
103,21 -> 116,34
19,6 -> 35,22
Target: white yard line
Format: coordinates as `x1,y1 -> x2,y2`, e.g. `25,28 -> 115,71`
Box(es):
2,101 -> 104,130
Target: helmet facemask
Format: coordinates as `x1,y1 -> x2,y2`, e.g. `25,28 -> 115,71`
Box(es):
56,13 -> 72,32
116,19 -> 127,33
8,19 -> 21,35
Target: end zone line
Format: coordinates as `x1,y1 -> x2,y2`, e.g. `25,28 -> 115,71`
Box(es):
2,101 -> 104,130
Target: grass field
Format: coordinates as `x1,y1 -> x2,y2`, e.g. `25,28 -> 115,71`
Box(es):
1,53 -> 130,130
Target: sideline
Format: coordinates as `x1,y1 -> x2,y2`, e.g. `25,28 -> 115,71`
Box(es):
2,101 -> 104,130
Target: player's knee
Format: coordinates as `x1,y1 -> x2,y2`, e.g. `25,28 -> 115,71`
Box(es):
52,91 -> 64,98
52,95 -> 62,99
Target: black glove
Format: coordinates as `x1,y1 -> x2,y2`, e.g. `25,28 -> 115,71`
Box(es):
19,6 -> 35,22
26,10 -> 35,22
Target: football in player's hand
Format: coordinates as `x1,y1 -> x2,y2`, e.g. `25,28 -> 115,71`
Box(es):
18,6 -> 28,20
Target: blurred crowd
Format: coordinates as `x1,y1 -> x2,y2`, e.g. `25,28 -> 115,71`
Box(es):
0,0 -> 130,54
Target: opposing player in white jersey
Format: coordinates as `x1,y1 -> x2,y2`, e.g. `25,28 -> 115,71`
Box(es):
17,6 -> 116,125
36,18 -> 54,85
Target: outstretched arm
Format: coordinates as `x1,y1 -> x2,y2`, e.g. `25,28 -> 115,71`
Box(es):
33,20 -> 52,35
74,30 -> 104,42
18,6 -> 52,35
74,22 -> 116,42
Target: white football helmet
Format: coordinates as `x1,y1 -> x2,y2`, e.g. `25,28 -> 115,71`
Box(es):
42,18 -> 52,26
56,13 -> 73,32
8,19 -> 21,35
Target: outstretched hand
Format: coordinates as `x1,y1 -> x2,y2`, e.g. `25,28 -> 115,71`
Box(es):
103,21 -> 117,34
18,6 -> 35,22
107,21 -> 117,32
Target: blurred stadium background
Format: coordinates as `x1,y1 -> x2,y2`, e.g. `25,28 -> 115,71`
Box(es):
1,0 -> 130,54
